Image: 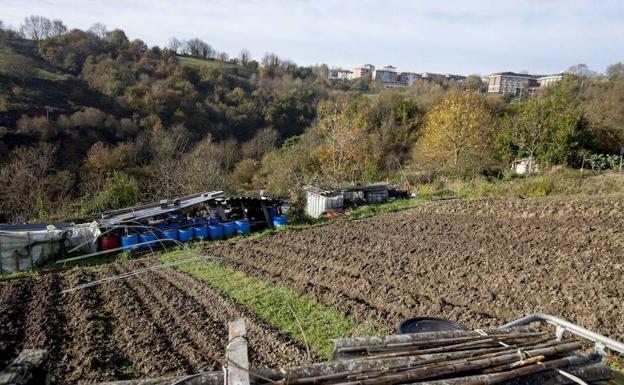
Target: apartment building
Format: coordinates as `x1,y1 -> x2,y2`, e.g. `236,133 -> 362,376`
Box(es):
487,72 -> 538,96
537,74 -> 564,87
328,68 -> 353,81
373,65 -> 398,83
397,72 -> 419,86
352,64 -> 375,79
421,72 -> 466,84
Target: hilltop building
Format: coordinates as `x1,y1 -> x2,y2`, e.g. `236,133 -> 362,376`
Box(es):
352,64 -> 375,79
487,72 -> 538,96
537,74 -> 564,87
487,72 -> 565,96
397,72 -> 419,86
328,68 -> 353,81
373,65 -> 398,83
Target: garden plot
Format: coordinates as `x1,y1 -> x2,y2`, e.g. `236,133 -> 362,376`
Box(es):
0,260 -> 309,384
210,195 -> 624,342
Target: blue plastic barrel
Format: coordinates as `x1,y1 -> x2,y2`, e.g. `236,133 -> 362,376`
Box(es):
121,234 -> 139,251
209,217 -> 220,225
139,233 -> 158,249
193,225 -> 209,240
162,229 -> 178,241
178,228 -> 194,242
274,215 -> 288,227
194,218 -> 208,226
208,224 -> 223,240
235,219 -> 250,235
222,222 -> 237,237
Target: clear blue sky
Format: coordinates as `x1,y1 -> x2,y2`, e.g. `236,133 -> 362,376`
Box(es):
2,0 -> 623,75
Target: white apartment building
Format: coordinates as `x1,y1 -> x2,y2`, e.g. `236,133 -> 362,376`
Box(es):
352,64 -> 375,79
537,74 -> 564,87
328,68 -> 353,81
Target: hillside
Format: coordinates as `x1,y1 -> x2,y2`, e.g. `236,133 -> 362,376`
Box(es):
177,55 -> 256,78
0,39 -> 124,134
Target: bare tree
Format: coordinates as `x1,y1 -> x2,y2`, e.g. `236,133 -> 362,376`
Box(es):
0,144 -> 71,222
262,52 -> 281,68
567,63 -> 597,78
241,127 -> 279,160
50,19 -> 67,36
168,37 -> 182,53
186,38 -> 213,58
89,22 -> 108,39
20,15 -> 52,40
238,49 -> 251,65
606,62 -> 624,80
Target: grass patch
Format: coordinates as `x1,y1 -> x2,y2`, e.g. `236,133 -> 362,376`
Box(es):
177,55 -> 255,77
159,250 -> 383,358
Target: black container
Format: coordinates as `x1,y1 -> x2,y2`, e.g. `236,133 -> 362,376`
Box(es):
397,317 -> 468,334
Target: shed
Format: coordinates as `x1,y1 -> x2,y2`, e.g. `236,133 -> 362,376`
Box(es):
303,186 -> 344,219
339,184 -> 389,204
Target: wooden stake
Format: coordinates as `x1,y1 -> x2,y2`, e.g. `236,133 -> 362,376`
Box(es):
227,319 -> 250,385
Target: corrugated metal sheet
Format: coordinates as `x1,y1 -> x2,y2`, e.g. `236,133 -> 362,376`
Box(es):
97,191 -> 225,227
305,191 -> 343,218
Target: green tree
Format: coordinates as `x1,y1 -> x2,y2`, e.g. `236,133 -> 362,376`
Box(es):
498,85 -> 582,168
81,172 -> 139,214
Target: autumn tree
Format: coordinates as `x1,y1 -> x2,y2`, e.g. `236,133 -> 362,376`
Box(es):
413,91 -> 498,177
0,50 -> 36,84
312,99 -> 381,184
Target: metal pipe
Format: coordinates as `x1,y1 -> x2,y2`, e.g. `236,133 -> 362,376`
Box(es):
500,313 -> 624,355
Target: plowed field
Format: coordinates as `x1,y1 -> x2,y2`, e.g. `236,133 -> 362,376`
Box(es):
0,260 -> 308,384
211,196 -> 624,341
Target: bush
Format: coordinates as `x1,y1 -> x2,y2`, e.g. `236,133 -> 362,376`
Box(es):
81,172 -> 138,214
520,177 -> 554,196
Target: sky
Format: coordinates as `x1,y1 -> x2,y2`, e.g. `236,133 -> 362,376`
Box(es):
2,0 -> 624,75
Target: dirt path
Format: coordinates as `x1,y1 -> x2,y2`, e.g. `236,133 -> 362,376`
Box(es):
210,196 -> 624,341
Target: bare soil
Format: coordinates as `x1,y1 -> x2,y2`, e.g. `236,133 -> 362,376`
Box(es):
0,260 -> 309,384
210,195 -> 624,341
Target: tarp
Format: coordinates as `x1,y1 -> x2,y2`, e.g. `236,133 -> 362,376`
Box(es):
0,222 -> 100,274
0,225 -> 65,274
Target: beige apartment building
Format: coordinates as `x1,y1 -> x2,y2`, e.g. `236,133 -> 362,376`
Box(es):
352,64 -> 375,79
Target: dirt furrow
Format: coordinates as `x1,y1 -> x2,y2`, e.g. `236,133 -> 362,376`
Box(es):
0,278 -> 33,367
149,264 -> 311,367
98,264 -> 193,378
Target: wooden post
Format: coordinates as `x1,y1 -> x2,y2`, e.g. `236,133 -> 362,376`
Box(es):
227,319 -> 250,385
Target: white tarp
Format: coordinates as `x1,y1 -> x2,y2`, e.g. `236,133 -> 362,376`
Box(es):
65,222 -> 100,254
0,222 -> 100,274
0,225 -> 64,274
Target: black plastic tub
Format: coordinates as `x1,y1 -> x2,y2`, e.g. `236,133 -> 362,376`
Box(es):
397,317 -> 469,334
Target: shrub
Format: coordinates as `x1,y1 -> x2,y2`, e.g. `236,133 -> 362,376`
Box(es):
81,172 -> 138,214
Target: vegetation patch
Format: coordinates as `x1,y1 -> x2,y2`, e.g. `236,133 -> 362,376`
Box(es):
159,251 -> 382,358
